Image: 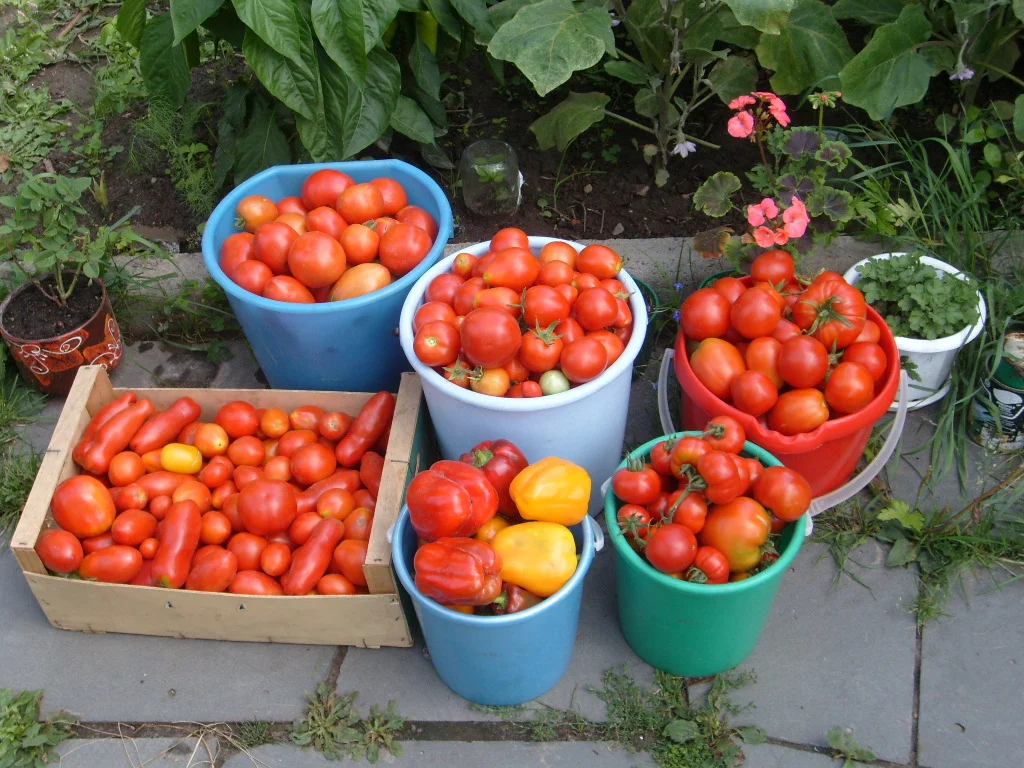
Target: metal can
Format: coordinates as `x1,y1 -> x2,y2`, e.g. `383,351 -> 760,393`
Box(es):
968,333 -> 1024,453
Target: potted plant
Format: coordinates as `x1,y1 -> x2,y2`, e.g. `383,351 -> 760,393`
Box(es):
458,140 -> 521,217
843,251 -> 986,408
0,174 -> 144,395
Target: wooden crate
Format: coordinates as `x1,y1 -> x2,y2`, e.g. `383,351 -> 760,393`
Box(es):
10,366 -> 434,647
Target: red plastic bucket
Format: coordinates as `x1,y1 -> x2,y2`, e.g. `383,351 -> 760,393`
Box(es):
671,300 -> 901,497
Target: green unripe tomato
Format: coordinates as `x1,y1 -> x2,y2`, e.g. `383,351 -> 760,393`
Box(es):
539,370 -> 570,396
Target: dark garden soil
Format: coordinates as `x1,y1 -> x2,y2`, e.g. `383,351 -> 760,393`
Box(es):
1,276 -> 103,340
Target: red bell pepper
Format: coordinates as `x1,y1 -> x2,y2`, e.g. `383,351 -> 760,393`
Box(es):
406,460 -> 498,540
459,439 -> 528,518
413,538 -> 503,606
489,582 -> 543,615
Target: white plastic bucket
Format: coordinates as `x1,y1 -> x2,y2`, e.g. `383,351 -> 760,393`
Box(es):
399,237 -> 648,512
844,253 -> 986,409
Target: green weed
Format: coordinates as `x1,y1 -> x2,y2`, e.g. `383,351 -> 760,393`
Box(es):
290,684 -> 404,764
0,688 -> 77,768
234,720 -> 277,750
826,726 -> 877,767
86,20 -> 147,120
0,87 -> 71,181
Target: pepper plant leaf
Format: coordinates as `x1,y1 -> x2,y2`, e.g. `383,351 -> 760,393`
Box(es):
170,0 -> 225,45
234,98 -> 291,183
117,0 -> 147,47
311,0 -> 400,83
755,0 -> 853,94
529,91 -> 609,151
390,95 -> 436,143
139,13 -> 192,108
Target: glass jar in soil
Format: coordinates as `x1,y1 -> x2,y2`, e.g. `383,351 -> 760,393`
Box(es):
459,140 -> 520,216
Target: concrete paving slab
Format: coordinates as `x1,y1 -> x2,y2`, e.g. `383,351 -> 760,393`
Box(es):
0,549 -> 335,722
336,546 -> 653,722
226,740 -> 654,767
740,742 -> 836,767
731,540 -> 918,764
56,736 -> 217,767
918,570 -> 1024,768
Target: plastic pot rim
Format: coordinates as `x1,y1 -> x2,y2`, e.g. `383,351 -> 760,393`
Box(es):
392,509 -> 597,627
200,160 -> 454,315
843,252 -> 987,353
399,236 -> 648,413
603,432 -> 807,595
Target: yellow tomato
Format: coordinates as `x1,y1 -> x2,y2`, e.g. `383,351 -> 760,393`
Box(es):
475,515 -> 512,544
329,263 -> 391,301
160,442 -> 203,474
470,368 -> 510,397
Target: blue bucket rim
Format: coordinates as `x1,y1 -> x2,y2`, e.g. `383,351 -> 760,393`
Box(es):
200,160 -> 454,315
392,509 -> 596,626
603,431 -> 808,595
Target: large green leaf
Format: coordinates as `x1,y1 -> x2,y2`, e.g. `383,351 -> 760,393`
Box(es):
604,60 -> 649,85
213,83 -> 248,188
1014,94 -> 1024,142
117,0 -> 148,47
424,0 -> 463,41
722,0 -> 794,35
626,0 -> 671,72
409,38 -> 441,99
450,0 -> 495,37
1015,0 -> 1024,22
839,4 -> 933,121
685,6 -> 760,51
139,13 -> 191,107
170,0 -> 224,45
529,91 -> 609,151
830,0 -> 903,25
203,4 -> 247,47
390,95 -> 436,142
488,0 -> 531,28
235,98 -> 291,182
242,30 -> 320,120
707,55 -> 757,104
487,0 -> 614,97
755,0 -> 852,94
232,0 -> 313,69
311,0 -> 399,83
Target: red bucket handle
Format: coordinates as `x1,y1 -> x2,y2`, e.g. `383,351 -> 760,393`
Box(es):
657,347 -> 909,530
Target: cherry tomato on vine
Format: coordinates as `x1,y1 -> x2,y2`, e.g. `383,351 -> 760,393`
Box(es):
645,524 -> 698,574
612,461 -> 662,506
702,415 -> 746,454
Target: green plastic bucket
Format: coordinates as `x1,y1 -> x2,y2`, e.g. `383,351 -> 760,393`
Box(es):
603,433 -> 807,678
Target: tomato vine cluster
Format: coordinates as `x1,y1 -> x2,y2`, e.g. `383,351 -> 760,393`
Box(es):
410,227 -> 633,398
220,169 -> 439,303
614,416 -> 812,582
681,250 -> 888,434
37,392 -> 397,595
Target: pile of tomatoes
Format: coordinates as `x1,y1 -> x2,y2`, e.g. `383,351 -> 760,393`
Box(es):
613,416 -> 811,582
410,227 -> 633,398
35,391 -> 396,596
680,250 -> 889,435
219,169 -> 439,304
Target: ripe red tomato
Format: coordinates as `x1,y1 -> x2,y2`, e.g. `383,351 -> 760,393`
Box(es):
560,337 -> 609,383
574,288 -> 619,331
301,169 -> 353,210
318,573 -> 357,595
35,529 -> 83,574
452,252 -> 478,278
519,327 -> 564,373
587,330 -> 625,367
369,177 -> 408,215
744,337 -> 783,389
750,249 -> 796,285
853,320 -> 881,344
768,389 -> 830,435
460,307 -> 522,368
227,532 -> 269,571
537,260 -> 575,286
576,244 -> 622,278
252,221 -> 299,275
379,222 -> 432,276
680,288 -> 731,341
699,497 -> 771,572
200,510 -> 233,545
539,240 -> 578,268
237,195 -> 278,232
825,361 -> 875,414
237,479 -> 297,536
343,507 -> 373,541
617,504 -> 652,541
474,287 -> 522,318
263,276 -> 316,303
730,370 -> 779,416
339,223 -> 380,264
753,466 -> 812,522
52,475 -> 115,539
482,248 -> 541,292
696,451 -> 746,505
702,415 -> 746,454
277,429 -> 318,458
214,402 -> 259,441
791,277 -> 867,349
522,285 -> 570,328
276,196 -> 308,216
220,232 -> 254,277
414,321 -> 461,367
290,405 -> 324,432
426,273 -> 466,306
554,317 -> 584,345
710,276 -> 745,304
645,524 -> 698,574
689,338 -> 746,401
108,451 -> 145,487
338,183 -> 385,223
333,539 -> 368,585
687,546 -> 730,584
731,287 -> 783,339
489,227 -> 529,252
778,335 -> 829,388
111,509 -> 157,546
231,259 -> 273,294
229,570 -> 284,595
669,436 -> 710,477
305,206 -> 347,240
611,463 -> 662,505
771,318 -> 802,343
260,541 -> 292,576
227,435 -> 264,467
649,441 -> 673,476
395,205 -> 438,240
413,301 -> 456,333
452,277 -> 485,315
285,232 -> 346,290
841,342 -> 887,382
291,443 -> 338,486
79,545 -> 144,583
669,490 -> 708,534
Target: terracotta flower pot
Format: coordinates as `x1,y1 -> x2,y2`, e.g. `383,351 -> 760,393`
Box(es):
0,278 -> 123,395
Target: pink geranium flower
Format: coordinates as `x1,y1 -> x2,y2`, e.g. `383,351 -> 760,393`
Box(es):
746,198 -> 779,226
752,91 -> 790,127
752,227 -> 781,248
728,95 -> 756,111
782,196 -> 809,239
727,111 -> 754,138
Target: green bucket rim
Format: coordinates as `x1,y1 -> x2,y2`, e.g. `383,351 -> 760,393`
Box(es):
698,270 -> 743,291
603,431 -> 808,595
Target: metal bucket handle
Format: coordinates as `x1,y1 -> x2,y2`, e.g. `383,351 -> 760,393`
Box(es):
656,347 -> 910,534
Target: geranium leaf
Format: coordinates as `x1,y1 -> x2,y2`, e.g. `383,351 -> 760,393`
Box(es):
783,128 -> 820,158
693,171 -> 741,217
805,186 -> 853,222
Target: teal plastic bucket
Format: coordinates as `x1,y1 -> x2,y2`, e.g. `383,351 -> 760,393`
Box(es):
202,160 -> 453,392
604,433 -> 807,678
392,509 -> 598,705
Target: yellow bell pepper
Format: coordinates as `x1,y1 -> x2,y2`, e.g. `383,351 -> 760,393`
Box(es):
490,522 -> 577,598
509,457 -> 591,526
160,442 -> 202,474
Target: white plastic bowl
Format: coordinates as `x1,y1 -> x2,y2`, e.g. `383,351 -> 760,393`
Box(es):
844,253 -> 986,408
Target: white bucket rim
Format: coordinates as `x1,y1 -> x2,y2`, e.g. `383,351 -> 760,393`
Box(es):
399,236 -> 649,413
843,252 -> 987,353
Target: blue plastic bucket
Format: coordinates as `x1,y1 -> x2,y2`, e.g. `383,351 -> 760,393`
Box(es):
202,161 -> 453,391
392,508 -> 598,705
